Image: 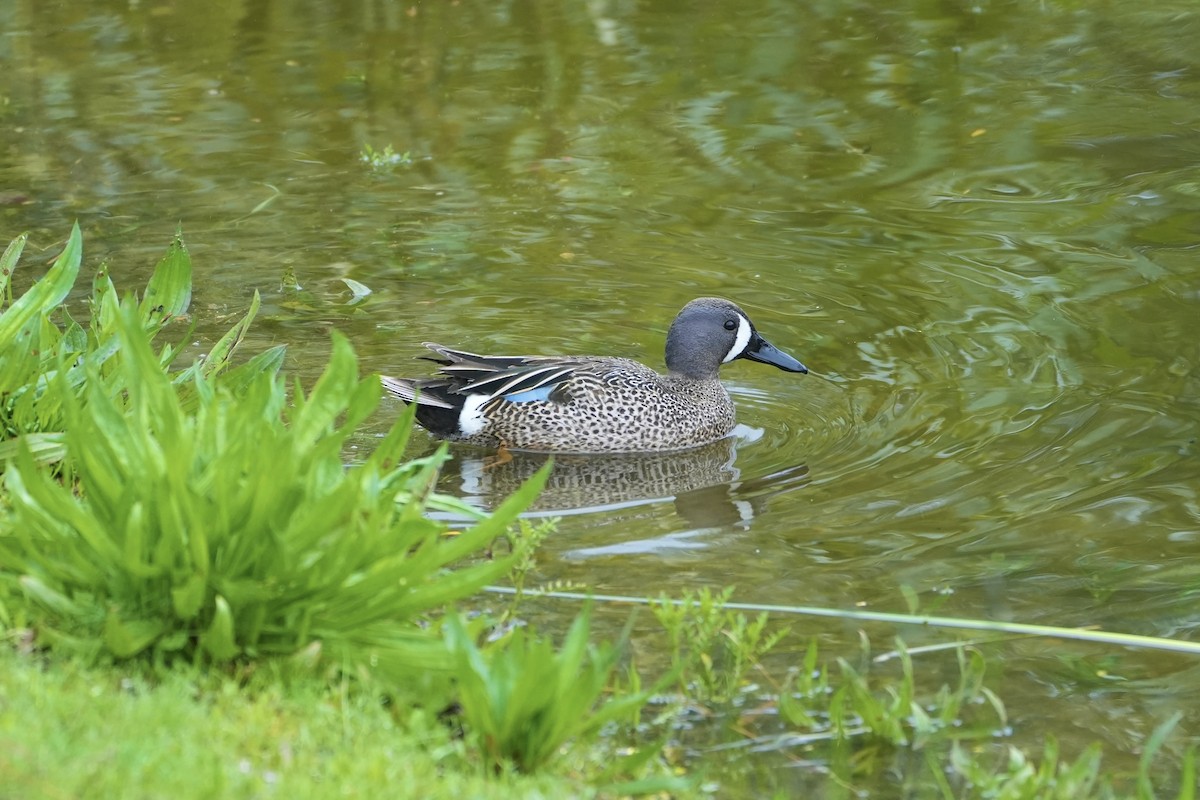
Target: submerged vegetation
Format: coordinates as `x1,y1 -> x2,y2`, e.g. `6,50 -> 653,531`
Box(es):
1,227 -> 1196,797
360,142 -> 415,170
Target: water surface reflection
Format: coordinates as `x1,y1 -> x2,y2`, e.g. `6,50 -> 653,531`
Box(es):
444,425 -> 809,521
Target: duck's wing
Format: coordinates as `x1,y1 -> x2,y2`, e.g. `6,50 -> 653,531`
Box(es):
419,344 -> 538,372
378,376 -> 455,408
456,363 -> 585,403
384,344 -> 598,407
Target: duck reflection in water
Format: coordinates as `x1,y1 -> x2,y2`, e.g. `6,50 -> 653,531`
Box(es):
449,431 -> 810,531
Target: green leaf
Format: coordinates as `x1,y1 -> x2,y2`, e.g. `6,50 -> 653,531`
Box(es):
139,228 -> 192,324
171,573 -> 207,620
201,289 -> 261,376
291,332 -> 361,444
104,612 -> 166,658
0,432 -> 67,465
1139,711 -> 1184,798
89,262 -> 118,329
157,631 -> 190,652
0,230 -> 28,304
341,277 -> 373,303
120,501 -> 162,579
19,575 -> 85,617
200,595 -> 239,661
435,462 -> 551,565
1177,747 -> 1197,800
0,223 -> 82,391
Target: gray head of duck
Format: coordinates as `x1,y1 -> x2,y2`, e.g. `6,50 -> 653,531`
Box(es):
664,297 -> 808,381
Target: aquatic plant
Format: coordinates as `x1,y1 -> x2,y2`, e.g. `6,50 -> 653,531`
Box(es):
950,713 -> 1196,800
489,585 -> 1199,794
652,586 -> 790,704
360,143 -> 414,170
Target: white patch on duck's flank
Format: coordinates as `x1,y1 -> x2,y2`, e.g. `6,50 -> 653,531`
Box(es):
458,394 -> 492,435
721,315 -> 753,363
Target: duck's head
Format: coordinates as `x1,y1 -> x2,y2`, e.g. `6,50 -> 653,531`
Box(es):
664,297 -> 808,380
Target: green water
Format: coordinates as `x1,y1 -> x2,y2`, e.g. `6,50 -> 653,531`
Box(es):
4,0 -> 1199,792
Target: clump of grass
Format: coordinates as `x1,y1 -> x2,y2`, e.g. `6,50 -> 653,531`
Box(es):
0,226 -> 546,676
444,605 -> 667,776
496,518 -> 559,613
0,224 -> 279,461
649,588 -> 1009,787
2,301 -> 544,671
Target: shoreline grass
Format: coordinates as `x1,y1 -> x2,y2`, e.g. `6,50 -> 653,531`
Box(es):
0,643 -> 630,800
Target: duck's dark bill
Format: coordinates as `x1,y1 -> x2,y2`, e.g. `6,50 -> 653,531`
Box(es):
744,335 -> 808,374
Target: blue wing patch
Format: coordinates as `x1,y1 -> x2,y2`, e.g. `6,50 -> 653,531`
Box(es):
503,385 -> 555,403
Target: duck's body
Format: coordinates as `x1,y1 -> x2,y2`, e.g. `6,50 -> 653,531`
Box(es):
381,297 -> 807,453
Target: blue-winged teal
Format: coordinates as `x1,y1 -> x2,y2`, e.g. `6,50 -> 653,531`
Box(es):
381,297 -> 808,453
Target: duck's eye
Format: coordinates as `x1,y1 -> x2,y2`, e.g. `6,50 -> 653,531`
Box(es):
724,319 -> 738,331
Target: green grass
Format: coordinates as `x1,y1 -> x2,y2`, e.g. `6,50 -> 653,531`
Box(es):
0,645 -> 633,800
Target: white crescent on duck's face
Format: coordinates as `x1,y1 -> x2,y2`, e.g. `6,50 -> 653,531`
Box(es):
720,313 -> 753,364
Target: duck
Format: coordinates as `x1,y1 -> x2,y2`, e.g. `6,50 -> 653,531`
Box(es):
380,297 -> 808,453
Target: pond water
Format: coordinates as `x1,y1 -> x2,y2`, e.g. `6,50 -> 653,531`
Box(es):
3,0 -> 1199,793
